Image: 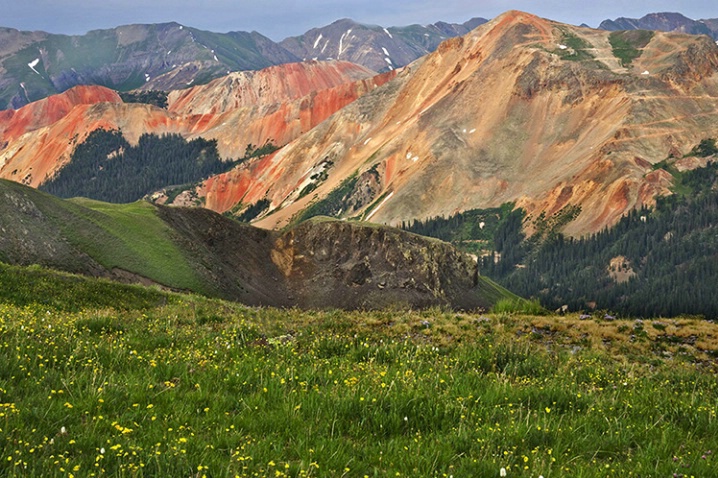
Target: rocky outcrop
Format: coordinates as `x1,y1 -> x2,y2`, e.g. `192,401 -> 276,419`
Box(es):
273,219 -> 484,309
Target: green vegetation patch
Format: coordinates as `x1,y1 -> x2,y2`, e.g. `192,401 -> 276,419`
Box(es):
118,90 -> 169,108
294,172 -> 359,224
484,161 -> 718,318
234,198 -> 271,223
59,199 -> 207,292
402,203 -> 516,255
609,30 -> 654,67
556,30 -> 594,62
687,138 -> 718,158
40,129 -> 279,204
0,262 -> 170,312
0,274 -> 716,477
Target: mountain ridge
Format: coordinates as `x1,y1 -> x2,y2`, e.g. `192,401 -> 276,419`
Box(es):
0,178 -> 511,310
599,12 -> 718,39
279,17 -> 488,72
190,10 -> 718,236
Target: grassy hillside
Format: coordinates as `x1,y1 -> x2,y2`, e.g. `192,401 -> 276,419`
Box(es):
0,179 -> 209,293
0,265 -> 716,477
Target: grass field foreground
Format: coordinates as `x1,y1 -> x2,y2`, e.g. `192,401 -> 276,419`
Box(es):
0,268 -> 717,477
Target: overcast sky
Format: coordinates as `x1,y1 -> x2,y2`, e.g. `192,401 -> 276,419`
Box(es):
2,1 -> 716,40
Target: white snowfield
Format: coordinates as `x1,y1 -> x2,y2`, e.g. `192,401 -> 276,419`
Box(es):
383,28 -> 393,39
313,34 -> 323,49
28,58 -> 41,75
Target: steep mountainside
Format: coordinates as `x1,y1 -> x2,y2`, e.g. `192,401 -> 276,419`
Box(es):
0,61 -> 393,188
0,23 -> 299,109
599,12 -> 718,39
0,179 -> 510,310
193,11 -> 718,236
280,17 -> 487,72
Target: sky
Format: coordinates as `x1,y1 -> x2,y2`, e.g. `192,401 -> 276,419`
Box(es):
2,0 -> 716,40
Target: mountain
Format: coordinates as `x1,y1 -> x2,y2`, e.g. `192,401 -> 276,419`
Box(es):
0,61 -> 393,190
189,10 -> 718,236
0,178 -> 513,310
598,12 -> 718,39
0,22 -> 299,109
279,17 -> 487,72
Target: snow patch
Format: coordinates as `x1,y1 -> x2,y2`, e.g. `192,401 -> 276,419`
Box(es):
382,47 -> 390,57
558,44 -> 568,50
28,58 -> 41,75
179,25 -> 183,30
338,29 -> 352,57
411,156 -> 419,162
406,152 -> 412,159
385,57 -> 392,65
462,129 -> 467,133
469,128 -> 476,134
214,54 -> 219,62
363,137 -> 372,145
145,73 -> 150,82
641,70 -> 650,75
167,50 -> 171,55
313,33 -> 323,49
322,40 -> 329,53
383,27 -> 393,39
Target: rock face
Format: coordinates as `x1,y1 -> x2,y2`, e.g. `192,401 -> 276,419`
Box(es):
0,23 -> 299,109
271,219 -> 483,309
0,61 -> 394,187
197,10 -> 718,236
0,179 -> 500,310
280,17 -> 487,72
598,12 -> 718,39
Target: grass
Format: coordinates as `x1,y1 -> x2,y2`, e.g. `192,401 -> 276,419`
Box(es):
491,297 -> 546,315
0,264 -> 717,477
60,199 -> 207,294
556,31 -> 594,62
0,179 -> 208,294
609,30 -> 654,68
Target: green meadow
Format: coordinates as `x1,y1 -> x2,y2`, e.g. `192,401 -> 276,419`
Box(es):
1,264 -> 717,477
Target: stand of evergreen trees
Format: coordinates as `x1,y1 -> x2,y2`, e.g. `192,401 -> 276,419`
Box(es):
118,90 -> 169,108
482,161 -> 718,318
41,129 -> 277,204
401,159 -> 718,318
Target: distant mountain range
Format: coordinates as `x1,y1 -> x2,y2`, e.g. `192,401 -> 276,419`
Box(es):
0,23 -> 299,109
0,17 -> 486,110
3,12 -> 718,110
278,17 -> 487,72
598,12 -> 718,39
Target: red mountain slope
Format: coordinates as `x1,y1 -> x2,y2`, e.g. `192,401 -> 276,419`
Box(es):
195,11 -> 718,235
0,61 -> 393,187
